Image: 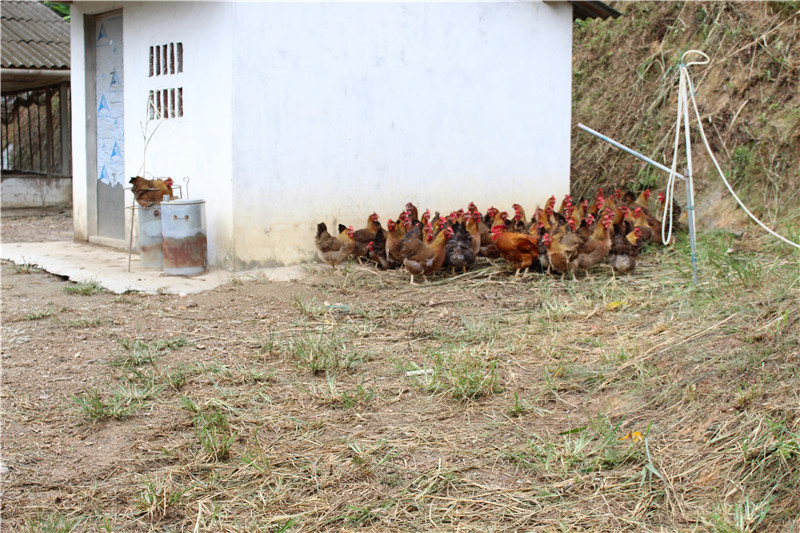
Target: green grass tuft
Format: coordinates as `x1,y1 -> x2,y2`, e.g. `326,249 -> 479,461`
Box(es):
63,281 -> 105,295
190,405 -> 237,461
23,510 -> 81,533
73,388 -> 138,421
13,261 -> 41,274
25,305 -> 56,321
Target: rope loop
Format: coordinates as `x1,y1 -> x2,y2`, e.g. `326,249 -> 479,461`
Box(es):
681,49 -> 710,67
664,50 -> 800,250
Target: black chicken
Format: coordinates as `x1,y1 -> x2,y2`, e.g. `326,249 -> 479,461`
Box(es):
445,222 -> 476,275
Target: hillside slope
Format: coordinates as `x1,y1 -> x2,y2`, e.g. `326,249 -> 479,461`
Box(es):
571,2 -> 800,233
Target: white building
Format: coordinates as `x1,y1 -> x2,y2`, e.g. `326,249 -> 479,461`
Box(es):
70,1 -> 618,269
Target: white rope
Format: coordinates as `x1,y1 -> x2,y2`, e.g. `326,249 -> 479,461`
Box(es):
664,50 -> 800,249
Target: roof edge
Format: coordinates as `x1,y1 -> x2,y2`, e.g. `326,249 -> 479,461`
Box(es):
569,1 -> 622,21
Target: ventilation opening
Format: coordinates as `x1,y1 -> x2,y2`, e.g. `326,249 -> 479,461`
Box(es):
149,42 -> 183,77
148,88 -> 183,120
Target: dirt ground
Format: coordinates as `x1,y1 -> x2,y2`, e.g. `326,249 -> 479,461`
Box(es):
1,211 -> 798,532
1,210 -> 74,243
0,212 -> 346,530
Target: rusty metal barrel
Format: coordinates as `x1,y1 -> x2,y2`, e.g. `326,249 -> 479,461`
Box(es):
137,206 -> 163,269
160,199 -> 207,276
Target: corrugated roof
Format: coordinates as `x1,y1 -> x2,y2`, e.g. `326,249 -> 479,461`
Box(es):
2,0 -> 70,70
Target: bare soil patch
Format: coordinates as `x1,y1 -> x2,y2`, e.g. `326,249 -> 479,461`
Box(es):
1,210 -> 73,243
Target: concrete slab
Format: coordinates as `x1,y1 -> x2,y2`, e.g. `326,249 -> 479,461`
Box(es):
0,241 -> 310,294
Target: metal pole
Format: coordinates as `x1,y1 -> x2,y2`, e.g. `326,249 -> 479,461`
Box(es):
26,90 -> 34,170
60,83 -> 71,176
35,89 -> 44,173
680,72 -> 699,286
15,94 -> 23,169
577,123 -> 686,182
46,86 -> 55,177
2,96 -> 8,169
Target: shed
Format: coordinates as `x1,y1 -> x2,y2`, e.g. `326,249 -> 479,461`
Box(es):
1,0 -> 72,210
69,0 -> 619,266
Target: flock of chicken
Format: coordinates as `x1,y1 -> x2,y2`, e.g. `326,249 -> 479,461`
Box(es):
315,188 -> 682,283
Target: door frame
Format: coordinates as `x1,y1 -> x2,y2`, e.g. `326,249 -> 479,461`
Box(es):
84,9 -> 126,249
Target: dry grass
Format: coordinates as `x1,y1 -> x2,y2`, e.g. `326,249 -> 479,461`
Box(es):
3,228 -> 799,532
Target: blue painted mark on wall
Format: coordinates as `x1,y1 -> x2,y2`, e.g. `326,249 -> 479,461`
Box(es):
99,164 -> 111,183
95,16 -> 124,187
96,22 -> 108,42
97,94 -> 109,114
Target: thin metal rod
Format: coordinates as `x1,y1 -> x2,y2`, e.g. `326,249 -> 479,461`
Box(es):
681,74 -> 699,286
26,90 -> 34,170
35,88 -> 44,173
685,179 -> 698,284
15,95 -> 23,169
2,96 -> 8,169
59,83 -> 71,175
577,123 -> 686,181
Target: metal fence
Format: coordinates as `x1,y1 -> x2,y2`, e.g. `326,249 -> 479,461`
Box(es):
1,83 -> 71,176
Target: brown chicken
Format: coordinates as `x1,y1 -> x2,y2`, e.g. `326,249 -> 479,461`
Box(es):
632,207 -> 656,244
385,218 -> 407,266
511,203 -> 530,233
576,198 -> 591,221
656,191 -> 683,222
405,203 -> 420,226
570,214 -> 613,274
613,205 -> 630,226
490,210 -> 509,231
620,188 -> 651,210
467,202 -> 481,219
492,224 -> 539,277
634,189 -> 652,210
365,212 -> 382,235
401,226 -> 453,284
129,176 -> 175,207
557,195 -> 574,216
477,207 -> 499,258
542,228 -> 581,275
351,214 -> 382,264
315,223 -> 355,268
419,209 -> 432,230
589,190 -> 606,217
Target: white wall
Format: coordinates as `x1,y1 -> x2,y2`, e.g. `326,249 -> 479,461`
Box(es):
72,2 -> 235,265
70,8 -> 88,240
1,176 -> 72,209
73,1 -> 574,269
231,1 -> 573,267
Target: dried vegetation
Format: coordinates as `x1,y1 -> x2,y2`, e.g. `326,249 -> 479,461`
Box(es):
4,3 -> 800,531
572,1 -> 800,238
2,226 -> 799,531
